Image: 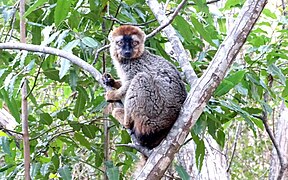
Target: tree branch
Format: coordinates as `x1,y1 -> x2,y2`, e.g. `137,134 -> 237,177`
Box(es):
145,0 -> 188,39
227,122 -> 242,173
19,0 -> 31,179
116,143 -> 151,157
146,0 -> 198,86
187,0 -> 220,5
0,43 -> 104,86
137,0 -> 267,178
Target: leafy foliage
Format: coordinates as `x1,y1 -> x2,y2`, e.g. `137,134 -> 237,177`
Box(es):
0,0 -> 287,179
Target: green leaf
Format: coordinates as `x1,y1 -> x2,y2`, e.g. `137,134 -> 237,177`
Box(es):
106,164 -> 120,180
216,130 -> 225,148
56,109 -> 70,120
0,136 -> 11,156
69,121 -> 82,131
217,18 -> 227,33
175,164 -> 190,180
32,25 -> 41,45
73,87 -> 87,118
0,89 -> 20,122
59,59 -> 71,79
39,113 -> 53,125
224,0 -> 245,9
81,37 -> 99,48
190,16 -> 217,47
51,155 -> 60,170
69,69 -> 78,91
30,162 -> 41,179
262,9 -> 277,19
268,64 -> 286,85
282,80 -> 288,97
59,40 -> 80,79
82,125 -> 97,139
214,80 -> 234,97
43,68 -> 60,81
0,163 -> 15,172
40,162 -> 51,176
0,68 -> 6,78
95,151 -> 103,167
174,16 -> 194,43
54,0 -> 72,26
58,165 -> 72,180
215,70 -> 246,96
251,117 -> 264,130
24,0 -> 47,17
74,133 -> 91,149
195,139 -> 205,171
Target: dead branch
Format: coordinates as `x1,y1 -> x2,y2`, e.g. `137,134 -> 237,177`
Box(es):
137,0 -> 268,179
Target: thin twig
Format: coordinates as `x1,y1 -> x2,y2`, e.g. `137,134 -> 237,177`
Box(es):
25,59 -> 44,98
92,45 -> 110,66
0,125 -> 23,136
116,143 -> 151,157
146,0 -> 188,39
260,114 -> 287,180
227,122 -> 242,173
187,0 -> 220,5
92,0 -> 123,65
4,2 -> 19,42
103,16 -> 159,27
263,75 -> 287,180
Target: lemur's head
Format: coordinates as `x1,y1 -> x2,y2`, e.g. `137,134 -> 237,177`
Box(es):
109,25 -> 146,61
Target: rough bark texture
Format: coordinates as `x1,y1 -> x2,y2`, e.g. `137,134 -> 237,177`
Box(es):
269,101 -> 288,180
137,0 -> 268,179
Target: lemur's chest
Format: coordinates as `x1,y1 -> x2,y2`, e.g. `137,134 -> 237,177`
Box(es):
118,59 -> 150,81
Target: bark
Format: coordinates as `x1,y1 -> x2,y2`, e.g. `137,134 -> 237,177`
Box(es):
19,0 -> 31,179
137,0 -> 268,179
269,101 -> 288,180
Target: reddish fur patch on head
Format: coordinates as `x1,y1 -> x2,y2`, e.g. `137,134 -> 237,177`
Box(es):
109,25 -> 145,42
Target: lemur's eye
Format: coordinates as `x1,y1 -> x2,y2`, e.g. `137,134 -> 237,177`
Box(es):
132,41 -> 139,46
116,41 -> 124,46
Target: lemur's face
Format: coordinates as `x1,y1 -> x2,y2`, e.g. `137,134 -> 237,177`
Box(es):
109,25 -> 146,61
113,35 -> 141,59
